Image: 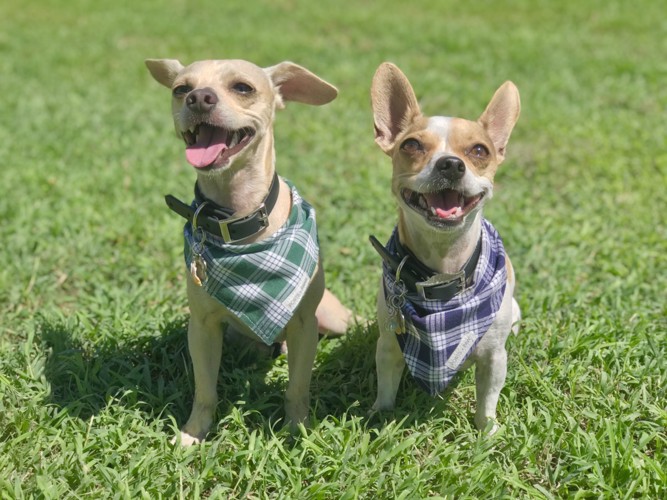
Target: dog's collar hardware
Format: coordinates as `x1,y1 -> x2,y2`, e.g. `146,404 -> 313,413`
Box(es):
216,202 -> 270,243
414,270 -> 467,301
165,172 -> 279,243
369,232 -> 482,302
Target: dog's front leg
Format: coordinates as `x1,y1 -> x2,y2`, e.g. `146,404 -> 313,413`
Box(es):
372,286 -> 405,411
372,332 -> 405,410
282,266 -> 324,430
177,285 -> 224,446
473,285 -> 515,433
178,313 -> 223,445
473,346 -> 507,433
283,309 -> 319,429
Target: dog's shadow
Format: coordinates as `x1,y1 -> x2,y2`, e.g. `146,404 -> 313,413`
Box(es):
313,323 -> 458,427
41,317 -> 450,435
40,316 -> 282,429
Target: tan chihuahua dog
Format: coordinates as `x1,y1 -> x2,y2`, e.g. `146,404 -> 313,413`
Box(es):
369,63 -> 521,432
146,58 -> 353,445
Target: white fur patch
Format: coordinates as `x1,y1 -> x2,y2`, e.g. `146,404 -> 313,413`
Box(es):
427,117 -> 452,153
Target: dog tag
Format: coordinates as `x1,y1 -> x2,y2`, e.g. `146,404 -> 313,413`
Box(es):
387,282 -> 407,335
190,255 -> 207,286
388,310 -> 406,335
189,228 -> 208,287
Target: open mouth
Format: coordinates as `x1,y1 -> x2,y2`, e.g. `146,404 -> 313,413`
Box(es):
401,187 -> 484,226
181,124 -> 255,169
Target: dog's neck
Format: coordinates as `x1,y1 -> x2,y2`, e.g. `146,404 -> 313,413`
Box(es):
193,133 -> 294,244
195,134 -> 276,216
398,210 -> 482,275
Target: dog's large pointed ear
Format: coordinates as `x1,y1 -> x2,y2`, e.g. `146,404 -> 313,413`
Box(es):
265,62 -> 337,107
478,81 -> 520,161
145,59 -> 185,88
371,62 -> 421,153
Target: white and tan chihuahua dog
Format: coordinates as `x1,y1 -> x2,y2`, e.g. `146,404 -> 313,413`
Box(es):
369,62 -> 521,432
146,58 -> 353,445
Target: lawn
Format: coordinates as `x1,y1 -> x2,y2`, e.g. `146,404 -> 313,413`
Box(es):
1,0 -> 665,497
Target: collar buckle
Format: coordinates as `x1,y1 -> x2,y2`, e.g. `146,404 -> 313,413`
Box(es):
415,270 -> 467,301
218,203 -> 269,243
256,203 -> 269,226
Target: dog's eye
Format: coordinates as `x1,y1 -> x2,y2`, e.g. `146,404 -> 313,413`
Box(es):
468,144 -> 489,158
400,138 -> 423,154
172,85 -> 192,97
232,82 -> 255,94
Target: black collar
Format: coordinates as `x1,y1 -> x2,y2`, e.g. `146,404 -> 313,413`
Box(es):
369,231 -> 482,302
165,172 -> 280,243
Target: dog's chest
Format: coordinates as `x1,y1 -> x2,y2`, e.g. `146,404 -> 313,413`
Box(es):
183,184 -> 319,345
382,219 -> 507,395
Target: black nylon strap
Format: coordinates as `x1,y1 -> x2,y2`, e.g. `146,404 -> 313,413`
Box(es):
165,172 -> 280,242
369,231 -> 482,302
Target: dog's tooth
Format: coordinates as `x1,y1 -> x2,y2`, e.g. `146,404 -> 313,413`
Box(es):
182,130 -> 195,146
430,207 -> 437,216
459,194 -> 465,206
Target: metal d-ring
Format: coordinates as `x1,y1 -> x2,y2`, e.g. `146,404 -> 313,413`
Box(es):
391,255 -> 410,301
395,255 -> 410,284
191,201 -> 209,245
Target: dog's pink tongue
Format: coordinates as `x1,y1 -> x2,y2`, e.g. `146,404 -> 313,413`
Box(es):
426,190 -> 462,218
185,125 -> 228,168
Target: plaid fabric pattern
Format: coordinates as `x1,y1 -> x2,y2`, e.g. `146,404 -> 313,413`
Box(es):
183,180 -> 319,345
382,219 -> 507,395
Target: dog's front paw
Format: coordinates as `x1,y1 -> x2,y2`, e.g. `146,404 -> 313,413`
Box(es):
371,398 -> 395,412
475,415 -> 500,435
285,405 -> 310,433
171,430 -> 205,447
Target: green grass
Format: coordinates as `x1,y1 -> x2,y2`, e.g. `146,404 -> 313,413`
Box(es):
1,0 -> 666,497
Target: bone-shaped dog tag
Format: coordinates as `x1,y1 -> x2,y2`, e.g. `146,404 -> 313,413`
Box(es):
190,255 -> 207,286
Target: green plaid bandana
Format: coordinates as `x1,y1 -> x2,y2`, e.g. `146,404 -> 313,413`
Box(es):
183,180 -> 319,345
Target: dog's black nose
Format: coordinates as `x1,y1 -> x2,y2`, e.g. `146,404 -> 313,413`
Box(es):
186,88 -> 218,113
435,156 -> 466,181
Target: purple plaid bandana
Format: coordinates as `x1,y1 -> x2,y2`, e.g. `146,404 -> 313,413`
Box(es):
382,219 -> 507,395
